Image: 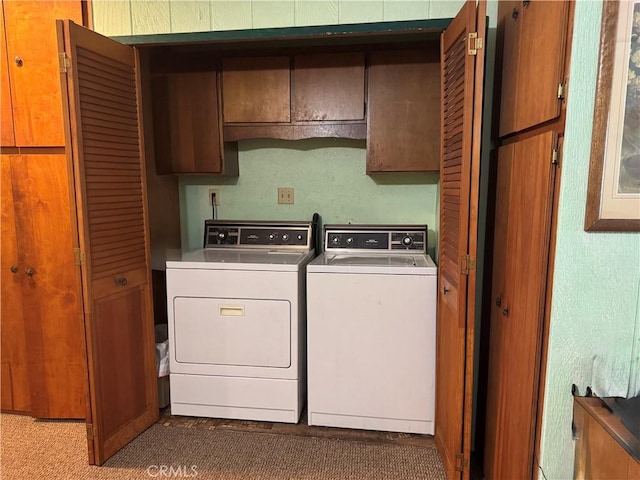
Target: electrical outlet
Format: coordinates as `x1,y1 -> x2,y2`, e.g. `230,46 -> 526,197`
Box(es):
208,188 -> 220,205
277,187 -> 294,204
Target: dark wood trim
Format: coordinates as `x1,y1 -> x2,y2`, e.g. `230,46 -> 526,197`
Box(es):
114,19 -> 451,47
585,0 -> 640,232
0,146 -> 66,155
223,123 -> 366,142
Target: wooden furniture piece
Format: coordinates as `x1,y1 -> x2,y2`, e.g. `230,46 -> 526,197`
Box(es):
151,71 -> 238,175
497,0 -> 570,136
0,0 -> 87,420
367,48 -> 440,173
573,397 -> 640,479
483,1 -> 574,478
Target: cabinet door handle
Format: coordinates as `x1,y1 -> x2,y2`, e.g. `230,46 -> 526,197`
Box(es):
495,296 -> 502,307
502,307 -> 509,317
10,265 -> 18,274
25,268 -> 35,277
522,0 -> 530,7
14,56 -> 23,67
114,276 -> 128,287
512,7 -> 519,19
443,286 -> 450,295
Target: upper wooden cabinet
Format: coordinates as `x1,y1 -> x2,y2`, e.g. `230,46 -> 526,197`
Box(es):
222,56 -> 291,123
1,0 -> 83,146
151,72 -> 238,175
0,5 -> 14,146
367,49 -> 440,173
293,52 -> 365,122
497,0 -> 570,137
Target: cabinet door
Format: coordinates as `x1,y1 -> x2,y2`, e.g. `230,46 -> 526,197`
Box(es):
367,49 -> 440,173
59,20 -> 158,465
10,153 -> 86,419
293,52 -> 365,122
0,5 -> 14,146
3,1 -> 83,146
497,0 -> 569,136
152,72 -> 224,174
484,131 -> 556,479
435,1 -> 486,479
222,56 -> 290,123
0,155 -> 29,412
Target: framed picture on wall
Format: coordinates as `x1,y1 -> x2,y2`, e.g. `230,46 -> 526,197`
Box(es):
585,0 -> 640,232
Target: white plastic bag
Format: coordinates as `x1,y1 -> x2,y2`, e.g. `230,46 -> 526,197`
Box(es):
156,339 -> 170,377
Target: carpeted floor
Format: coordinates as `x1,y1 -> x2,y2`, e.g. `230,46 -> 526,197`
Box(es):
1,413 -> 445,479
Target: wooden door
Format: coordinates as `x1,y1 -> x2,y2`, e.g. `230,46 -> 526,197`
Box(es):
58,20 -> 158,465
222,56 -> 290,123
0,155 -> 29,412
0,5 -> 14,146
496,1 -> 520,137
436,1 -> 486,478
293,52 -> 365,122
9,154 -> 86,419
515,1 -> 569,132
3,1 -> 83,146
151,72 -> 223,174
484,131 -> 556,479
367,49 -> 440,173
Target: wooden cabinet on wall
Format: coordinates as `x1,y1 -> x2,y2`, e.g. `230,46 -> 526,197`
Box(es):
367,48 -> 440,173
151,71 -> 238,175
0,0 -> 87,419
497,0 -> 570,136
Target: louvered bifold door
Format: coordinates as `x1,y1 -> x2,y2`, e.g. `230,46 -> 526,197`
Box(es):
58,20 -> 158,465
435,1 -> 486,479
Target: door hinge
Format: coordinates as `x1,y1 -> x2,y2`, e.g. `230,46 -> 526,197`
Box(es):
557,82 -> 566,100
455,453 -> 468,472
467,32 -> 483,56
86,423 -> 95,439
59,52 -> 71,73
552,148 -> 559,166
461,254 -> 475,275
73,247 -> 85,266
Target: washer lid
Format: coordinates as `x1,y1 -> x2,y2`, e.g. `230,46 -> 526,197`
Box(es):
166,248 -> 315,271
308,253 -> 437,275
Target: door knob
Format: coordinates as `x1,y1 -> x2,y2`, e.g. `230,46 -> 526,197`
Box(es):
14,56 -> 23,67
25,268 -> 35,277
443,286 -> 450,295
502,307 -> 509,317
522,0 -> 530,7
495,296 -> 502,307
10,265 -> 18,273
114,276 -> 128,287
512,7 -> 519,19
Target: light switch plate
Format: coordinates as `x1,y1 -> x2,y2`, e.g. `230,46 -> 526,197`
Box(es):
277,187 -> 294,204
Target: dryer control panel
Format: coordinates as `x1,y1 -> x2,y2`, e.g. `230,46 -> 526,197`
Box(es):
324,225 -> 427,253
204,220 -> 312,249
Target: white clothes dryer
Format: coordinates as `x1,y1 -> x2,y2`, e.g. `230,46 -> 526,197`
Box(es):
166,220 -> 315,423
306,224 -> 437,434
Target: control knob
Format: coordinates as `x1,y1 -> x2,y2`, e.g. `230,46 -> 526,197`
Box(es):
268,233 -> 276,241
330,235 -> 340,245
346,237 -> 354,245
402,236 -> 413,247
217,232 -> 227,240
282,233 -> 289,241
297,234 -> 303,241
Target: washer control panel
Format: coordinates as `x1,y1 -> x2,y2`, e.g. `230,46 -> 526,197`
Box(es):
204,220 -> 312,249
324,225 -> 427,253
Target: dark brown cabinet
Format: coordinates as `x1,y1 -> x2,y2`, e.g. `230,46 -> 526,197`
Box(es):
498,0 -> 570,136
367,49 -> 440,173
222,56 -> 291,123
151,72 -> 238,175
293,52 -> 365,122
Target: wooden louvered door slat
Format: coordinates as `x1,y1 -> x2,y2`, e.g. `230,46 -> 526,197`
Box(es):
436,1 -> 486,479
57,20 -> 158,465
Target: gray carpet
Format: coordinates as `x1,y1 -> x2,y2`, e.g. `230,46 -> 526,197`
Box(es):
1,413 -> 445,479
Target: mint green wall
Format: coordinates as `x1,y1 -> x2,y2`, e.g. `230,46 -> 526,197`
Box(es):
179,139 -> 438,257
538,1 -> 640,478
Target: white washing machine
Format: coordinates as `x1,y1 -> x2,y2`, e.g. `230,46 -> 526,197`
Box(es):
166,220 -> 315,423
306,225 -> 437,434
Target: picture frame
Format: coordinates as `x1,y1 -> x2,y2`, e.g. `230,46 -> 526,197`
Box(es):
585,0 -> 640,232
